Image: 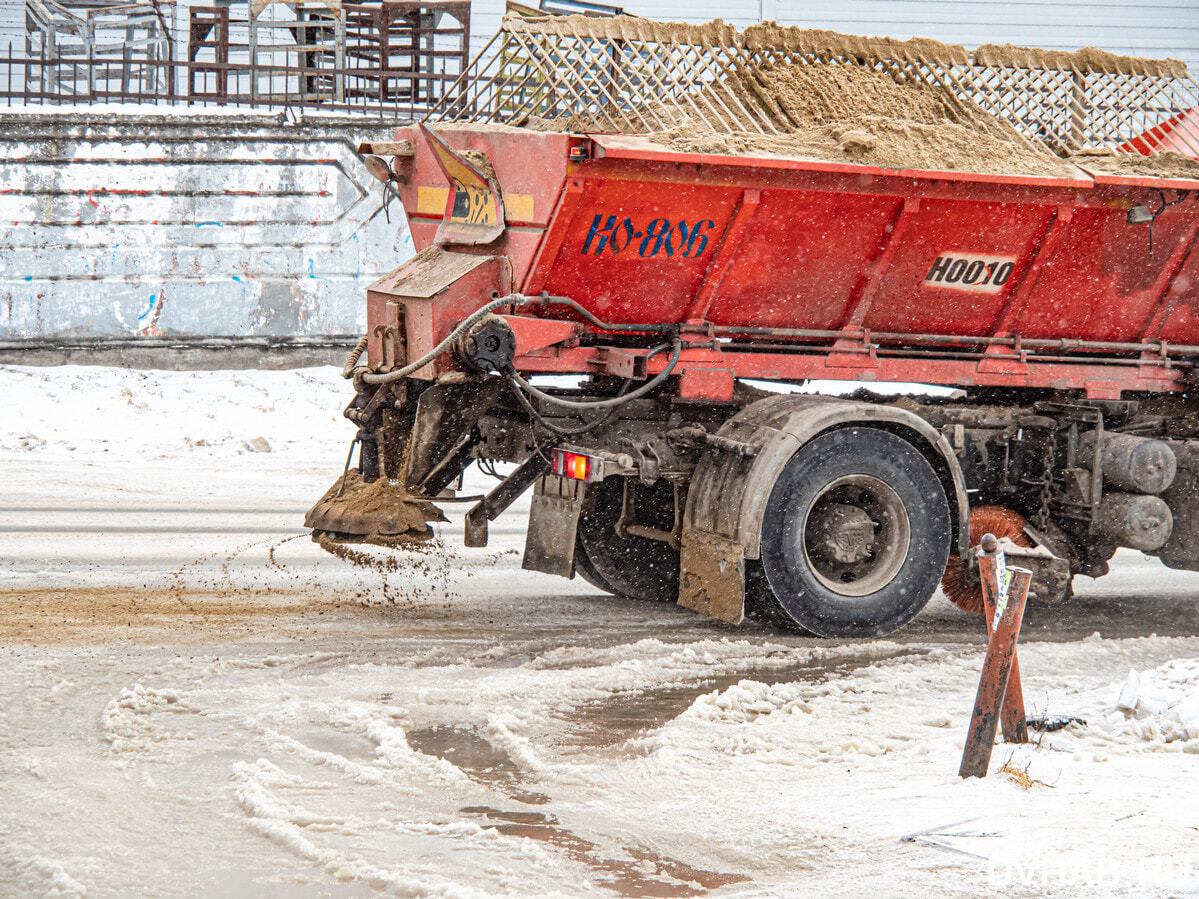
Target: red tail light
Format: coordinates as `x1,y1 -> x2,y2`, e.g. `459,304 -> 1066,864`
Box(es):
551,449 -> 593,481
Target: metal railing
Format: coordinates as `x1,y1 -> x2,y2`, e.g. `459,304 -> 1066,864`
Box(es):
0,42 -> 462,118
428,16 -> 1199,160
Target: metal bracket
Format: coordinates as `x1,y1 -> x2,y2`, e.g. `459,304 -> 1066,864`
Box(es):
616,477 -> 682,549
634,440 -> 662,484
824,329 -> 879,368
464,454 -> 550,547
589,346 -> 647,379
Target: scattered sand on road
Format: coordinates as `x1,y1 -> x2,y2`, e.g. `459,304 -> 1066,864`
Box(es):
0,587 -> 345,645
0,584 -> 469,645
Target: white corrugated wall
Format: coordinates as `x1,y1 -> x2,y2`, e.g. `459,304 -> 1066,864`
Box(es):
469,0 -> 1199,74
3,1 -> 1193,75
0,0 -> 23,53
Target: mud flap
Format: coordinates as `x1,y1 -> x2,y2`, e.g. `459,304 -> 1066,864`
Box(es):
522,474 -> 586,578
678,530 -> 746,624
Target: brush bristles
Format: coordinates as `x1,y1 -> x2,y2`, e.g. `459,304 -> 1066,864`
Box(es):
941,506 -> 1033,614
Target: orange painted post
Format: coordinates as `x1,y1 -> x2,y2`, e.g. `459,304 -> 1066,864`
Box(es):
978,540 -> 1030,745
959,534 -> 1033,778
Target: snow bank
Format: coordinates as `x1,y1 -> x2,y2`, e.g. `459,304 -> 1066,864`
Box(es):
0,850 -> 88,898
1095,659 -> 1199,750
687,679 -> 811,722
0,365 -> 354,461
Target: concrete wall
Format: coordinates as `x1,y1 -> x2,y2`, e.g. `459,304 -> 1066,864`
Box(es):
0,109 -> 412,340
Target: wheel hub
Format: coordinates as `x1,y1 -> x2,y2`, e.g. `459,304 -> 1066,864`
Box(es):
801,475 -> 911,597
808,503 -> 875,564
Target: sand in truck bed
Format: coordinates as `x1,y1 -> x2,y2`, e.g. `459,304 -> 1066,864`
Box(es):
522,18 -> 1199,180
658,60 -> 1075,177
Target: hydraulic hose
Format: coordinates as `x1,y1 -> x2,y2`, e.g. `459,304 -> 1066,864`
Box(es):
506,339 -> 682,411
353,295 -> 517,385
340,335 -> 369,379
503,344 -> 674,439
346,291 -> 681,386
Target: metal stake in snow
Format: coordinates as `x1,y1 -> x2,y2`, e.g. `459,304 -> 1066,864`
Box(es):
959,533 -> 1032,778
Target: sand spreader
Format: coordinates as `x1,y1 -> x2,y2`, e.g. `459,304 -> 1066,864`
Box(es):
308,15 -> 1199,637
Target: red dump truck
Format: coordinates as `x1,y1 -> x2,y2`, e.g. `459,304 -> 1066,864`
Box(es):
307,18 -> 1199,637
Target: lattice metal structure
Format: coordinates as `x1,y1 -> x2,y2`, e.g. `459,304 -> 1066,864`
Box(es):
341,1 -> 471,106
25,0 -> 174,97
431,16 -> 759,133
246,0 -> 345,102
963,45 -> 1198,157
184,0 -> 470,108
428,14 -> 1199,160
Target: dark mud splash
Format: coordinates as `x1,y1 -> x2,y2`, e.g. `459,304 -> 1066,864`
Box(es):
558,649 -> 924,750
460,806 -> 750,897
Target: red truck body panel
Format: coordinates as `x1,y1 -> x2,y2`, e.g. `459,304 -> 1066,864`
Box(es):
380,125 -> 1199,399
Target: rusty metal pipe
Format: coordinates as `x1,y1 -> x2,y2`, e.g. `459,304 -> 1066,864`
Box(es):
341,335 -> 369,379
709,325 -> 1199,357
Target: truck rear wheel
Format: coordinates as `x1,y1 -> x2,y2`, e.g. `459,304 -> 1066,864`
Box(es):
572,537 -> 619,594
576,478 -> 679,603
758,427 -> 950,638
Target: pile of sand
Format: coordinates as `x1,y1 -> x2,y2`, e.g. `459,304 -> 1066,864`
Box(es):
973,42 -> 1187,78
527,57 -> 1075,176
513,16 -> 1199,180
655,61 -> 1075,176
1068,148 -> 1199,179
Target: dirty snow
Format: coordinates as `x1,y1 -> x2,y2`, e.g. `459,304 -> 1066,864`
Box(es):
0,364 -> 355,459
1,364 -> 1197,897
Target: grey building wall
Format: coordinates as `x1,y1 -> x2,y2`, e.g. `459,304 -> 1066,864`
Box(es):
0,110 -> 411,340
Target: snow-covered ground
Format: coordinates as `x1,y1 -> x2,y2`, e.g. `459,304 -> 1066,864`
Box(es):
1,365 -> 1197,898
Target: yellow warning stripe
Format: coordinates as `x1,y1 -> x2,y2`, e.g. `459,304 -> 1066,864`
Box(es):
416,186 -> 449,215
415,186 -> 535,222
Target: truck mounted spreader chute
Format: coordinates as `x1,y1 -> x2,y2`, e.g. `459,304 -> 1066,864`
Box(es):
308,15 -> 1199,637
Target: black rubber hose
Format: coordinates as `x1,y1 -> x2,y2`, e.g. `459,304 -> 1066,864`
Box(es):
506,340 -> 682,411
358,296 -> 516,384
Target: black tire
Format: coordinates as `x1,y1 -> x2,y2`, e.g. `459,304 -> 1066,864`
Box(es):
572,536 -> 618,594
576,477 -> 679,603
758,427 -> 950,638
